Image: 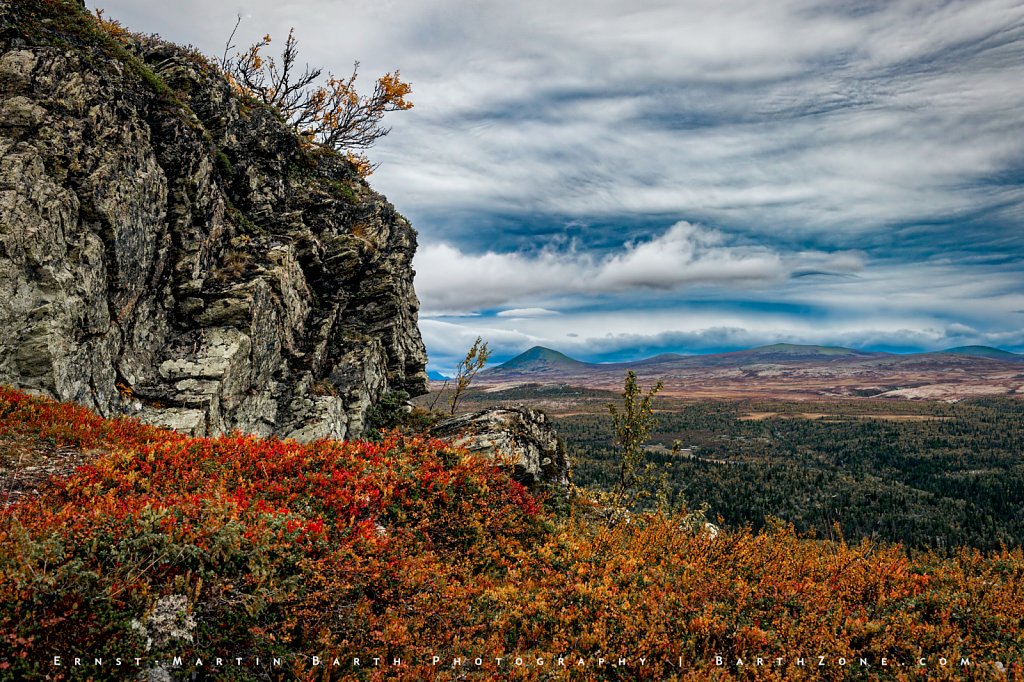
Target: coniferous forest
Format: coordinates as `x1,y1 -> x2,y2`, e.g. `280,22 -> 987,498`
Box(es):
559,398 -> 1024,551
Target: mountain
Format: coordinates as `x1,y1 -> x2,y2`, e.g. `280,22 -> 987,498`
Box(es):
937,346 -> 1024,361
427,370 -> 451,381
0,1 -> 427,440
486,346 -> 590,375
735,343 -> 880,359
678,343 -> 884,367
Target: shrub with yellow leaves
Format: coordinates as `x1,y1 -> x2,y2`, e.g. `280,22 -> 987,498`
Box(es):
221,22 -> 412,175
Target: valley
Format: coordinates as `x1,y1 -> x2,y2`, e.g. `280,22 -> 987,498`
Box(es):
420,371 -> 1024,553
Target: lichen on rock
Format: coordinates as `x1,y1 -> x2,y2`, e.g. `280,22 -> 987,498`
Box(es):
129,594 -> 196,652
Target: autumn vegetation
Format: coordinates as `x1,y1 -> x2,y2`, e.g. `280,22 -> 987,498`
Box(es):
220,20 -> 412,174
1,387 -> 1022,680
429,336 -> 492,416
54,1 -> 412,177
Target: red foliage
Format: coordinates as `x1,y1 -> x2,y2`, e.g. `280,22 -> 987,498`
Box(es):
0,387 -> 545,679
0,387 -> 1022,681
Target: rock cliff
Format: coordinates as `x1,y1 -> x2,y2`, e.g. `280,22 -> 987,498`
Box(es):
0,1 -> 428,440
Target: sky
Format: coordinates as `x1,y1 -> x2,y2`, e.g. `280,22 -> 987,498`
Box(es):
89,0 -> 1024,373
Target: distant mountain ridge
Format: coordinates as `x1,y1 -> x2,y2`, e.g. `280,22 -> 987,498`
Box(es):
489,343 -> 1022,375
479,343 -> 1024,400
704,343 -> 882,364
936,346 -> 1024,361
734,343 -> 878,357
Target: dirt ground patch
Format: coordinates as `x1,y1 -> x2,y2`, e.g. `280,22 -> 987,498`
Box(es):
0,433 -> 98,507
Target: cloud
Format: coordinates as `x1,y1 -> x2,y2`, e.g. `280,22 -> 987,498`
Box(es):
420,251 -> 1024,368
592,222 -> 784,289
95,0 -> 1024,249
90,0 -> 1024,367
362,0 -> 1024,257
496,308 -> 561,318
416,221 -> 865,312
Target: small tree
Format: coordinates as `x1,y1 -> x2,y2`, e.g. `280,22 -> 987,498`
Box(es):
609,371 -> 664,507
446,337 -> 491,415
221,22 -> 412,173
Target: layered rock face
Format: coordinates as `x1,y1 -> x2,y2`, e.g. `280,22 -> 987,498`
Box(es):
432,408 -> 570,490
0,4 -> 427,440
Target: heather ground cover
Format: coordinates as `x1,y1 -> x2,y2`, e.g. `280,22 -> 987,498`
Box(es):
1,387 -> 1021,680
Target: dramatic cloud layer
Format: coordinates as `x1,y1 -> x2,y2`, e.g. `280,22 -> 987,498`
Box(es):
92,0 -> 1024,372
415,222 -> 864,313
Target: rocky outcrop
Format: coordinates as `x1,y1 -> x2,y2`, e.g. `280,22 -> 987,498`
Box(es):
432,407 -> 570,490
0,3 -> 427,440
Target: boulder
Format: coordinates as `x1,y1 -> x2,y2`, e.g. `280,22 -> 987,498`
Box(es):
433,407 -> 570,490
